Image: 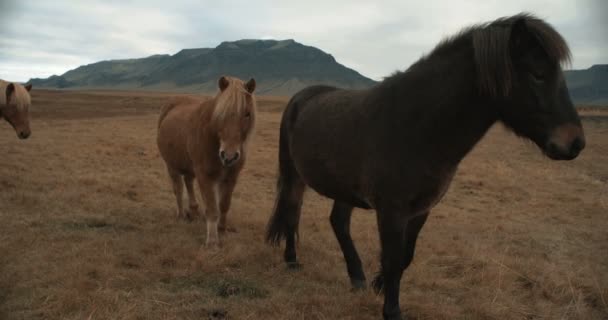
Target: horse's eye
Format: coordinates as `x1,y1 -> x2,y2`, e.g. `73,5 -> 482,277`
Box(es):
531,72 -> 545,83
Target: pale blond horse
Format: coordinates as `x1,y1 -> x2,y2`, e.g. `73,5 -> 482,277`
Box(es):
157,76 -> 256,248
0,80 -> 32,139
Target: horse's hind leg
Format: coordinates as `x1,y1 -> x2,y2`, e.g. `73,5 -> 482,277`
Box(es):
282,179 -> 305,269
183,174 -> 199,220
373,211 -> 429,320
330,201 -> 366,289
266,111 -> 306,269
265,161 -> 305,269
167,169 -> 185,220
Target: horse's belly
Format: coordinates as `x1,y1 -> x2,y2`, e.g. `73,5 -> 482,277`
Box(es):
158,130 -> 192,174
291,147 -> 370,208
288,98 -> 373,208
303,175 -> 371,209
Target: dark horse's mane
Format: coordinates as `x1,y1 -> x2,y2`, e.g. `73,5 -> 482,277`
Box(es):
383,13 -> 571,97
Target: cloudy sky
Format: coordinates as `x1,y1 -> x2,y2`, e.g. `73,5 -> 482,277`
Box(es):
0,0 -> 606,83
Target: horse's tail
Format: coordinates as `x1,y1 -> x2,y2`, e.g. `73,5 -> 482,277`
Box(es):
265,97 -> 305,246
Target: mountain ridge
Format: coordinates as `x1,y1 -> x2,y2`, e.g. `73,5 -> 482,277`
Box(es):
28,39 -> 376,96
27,40 -> 606,104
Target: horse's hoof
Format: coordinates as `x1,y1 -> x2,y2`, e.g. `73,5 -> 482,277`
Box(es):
383,312 -> 403,320
176,211 -> 192,222
218,225 -> 237,233
208,308 -> 227,319
204,245 -> 220,253
383,309 -> 404,320
183,209 -> 197,221
189,206 -> 200,217
350,279 -> 367,291
286,261 -> 302,270
204,240 -> 221,251
372,274 -> 384,294
182,212 -> 194,222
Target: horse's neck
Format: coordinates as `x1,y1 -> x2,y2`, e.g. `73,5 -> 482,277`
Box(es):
387,52 -> 498,166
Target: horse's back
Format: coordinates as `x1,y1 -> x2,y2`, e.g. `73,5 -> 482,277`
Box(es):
158,96 -> 201,127
157,97 -> 202,174
282,85 -> 339,127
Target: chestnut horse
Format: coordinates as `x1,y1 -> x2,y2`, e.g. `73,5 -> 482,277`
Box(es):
158,76 -> 256,249
0,80 -> 32,139
266,14 -> 585,320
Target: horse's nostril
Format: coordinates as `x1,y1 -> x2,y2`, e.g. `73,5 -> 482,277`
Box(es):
219,150 -> 226,160
570,137 -> 585,155
547,142 -> 559,155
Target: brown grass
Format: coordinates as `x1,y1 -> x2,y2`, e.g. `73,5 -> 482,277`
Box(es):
0,90 -> 606,320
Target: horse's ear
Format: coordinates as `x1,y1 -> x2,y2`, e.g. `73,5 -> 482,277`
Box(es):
510,18 -> 535,58
25,84 -> 32,92
245,78 -> 256,94
218,76 -> 229,92
5,83 -> 15,104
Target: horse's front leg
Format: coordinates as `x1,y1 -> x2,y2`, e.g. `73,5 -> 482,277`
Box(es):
194,167 -> 220,249
373,210 -> 429,320
218,171 -> 239,232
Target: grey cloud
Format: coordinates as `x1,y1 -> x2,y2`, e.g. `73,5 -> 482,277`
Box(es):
0,0 -> 606,82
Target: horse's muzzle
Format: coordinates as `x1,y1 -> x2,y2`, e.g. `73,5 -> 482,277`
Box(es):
18,131 -> 31,140
219,150 -> 240,166
544,124 -> 585,160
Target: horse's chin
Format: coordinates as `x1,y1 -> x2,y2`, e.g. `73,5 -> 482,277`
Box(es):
539,138 -> 583,161
221,159 -> 239,167
16,131 -> 31,140
543,148 -> 579,161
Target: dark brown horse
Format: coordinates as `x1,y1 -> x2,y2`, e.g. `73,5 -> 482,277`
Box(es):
266,14 -> 584,320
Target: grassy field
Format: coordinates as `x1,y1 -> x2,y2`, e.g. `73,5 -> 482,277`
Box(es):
0,89 -> 606,320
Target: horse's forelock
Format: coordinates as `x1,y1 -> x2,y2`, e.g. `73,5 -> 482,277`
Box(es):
212,77 -> 255,124
524,16 -> 572,67
14,85 -> 31,112
1,81 -> 31,111
472,13 -> 571,98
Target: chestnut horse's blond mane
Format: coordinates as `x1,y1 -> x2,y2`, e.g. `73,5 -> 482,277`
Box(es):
0,80 -> 31,112
212,77 -> 256,123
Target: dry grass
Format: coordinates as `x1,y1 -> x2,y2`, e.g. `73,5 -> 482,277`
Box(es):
0,90 -> 606,320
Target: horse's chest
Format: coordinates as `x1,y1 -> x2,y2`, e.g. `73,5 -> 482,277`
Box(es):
408,170 -> 456,214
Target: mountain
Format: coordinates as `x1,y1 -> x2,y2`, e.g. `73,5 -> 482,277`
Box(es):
27,41 -> 607,104
564,64 -> 608,106
28,39 -> 376,95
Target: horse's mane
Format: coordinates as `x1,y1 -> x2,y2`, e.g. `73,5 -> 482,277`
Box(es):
0,80 -> 32,111
382,13 -> 571,97
212,77 -> 256,123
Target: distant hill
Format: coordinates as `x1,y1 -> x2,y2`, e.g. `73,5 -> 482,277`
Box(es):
564,64 -> 608,106
28,39 -> 376,95
27,41 -> 606,104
